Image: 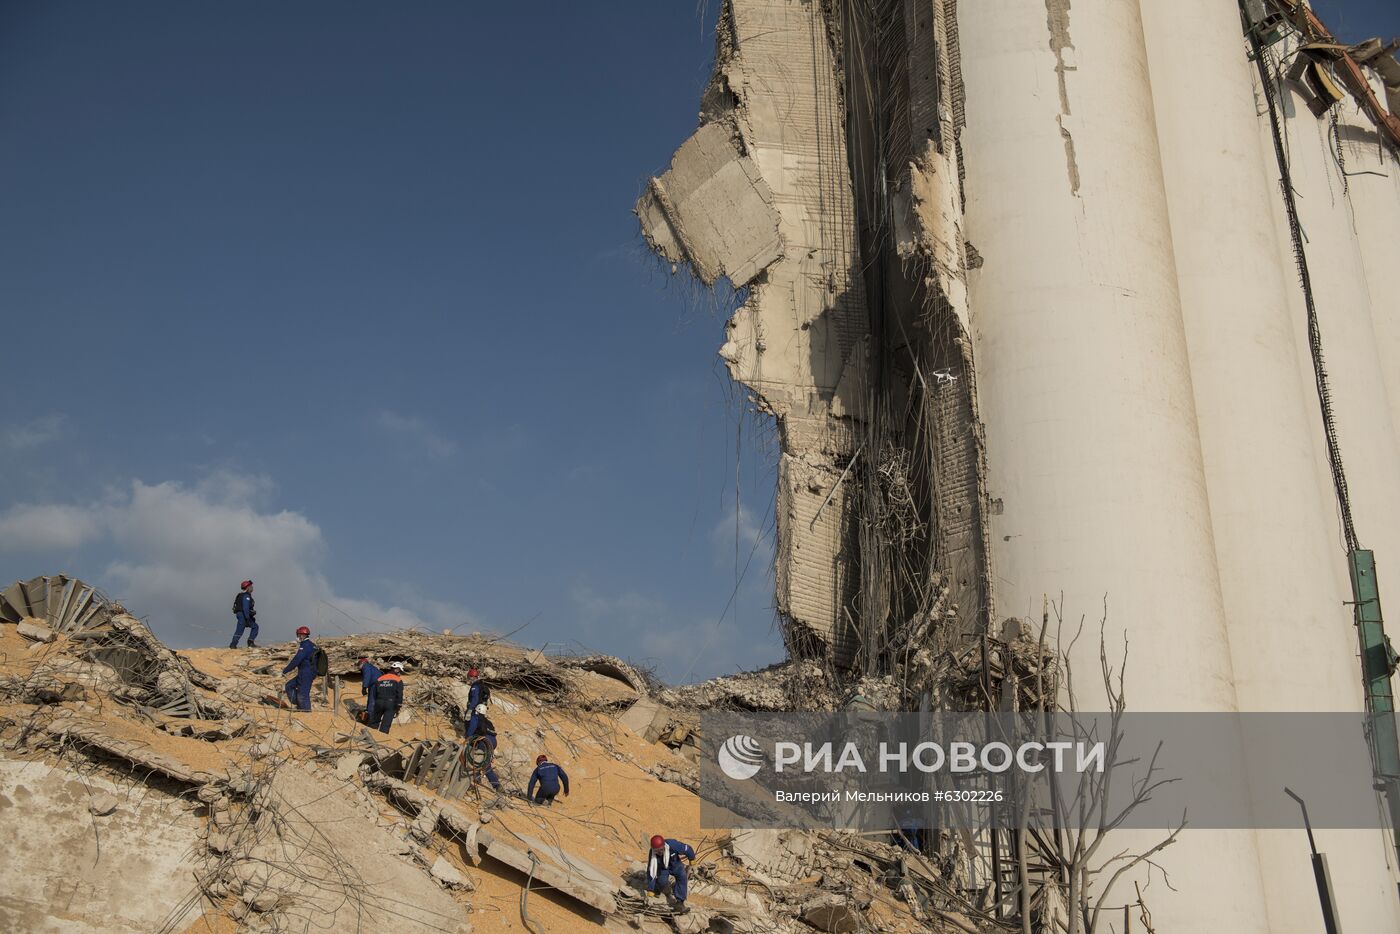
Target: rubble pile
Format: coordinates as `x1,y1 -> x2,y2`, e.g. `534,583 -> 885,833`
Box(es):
0,577 -> 1003,933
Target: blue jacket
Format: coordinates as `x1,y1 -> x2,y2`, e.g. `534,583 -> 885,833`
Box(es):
467,679 -> 483,710
360,662 -> 382,696
527,762 -> 569,798
283,639 -> 317,680
236,591 -> 255,620
648,839 -> 694,877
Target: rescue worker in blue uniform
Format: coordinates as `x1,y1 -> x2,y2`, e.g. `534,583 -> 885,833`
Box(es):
646,835 -> 696,910
282,626 -> 316,711
371,662 -> 405,733
526,754 -> 570,806
358,657 -> 381,723
229,579 -> 257,649
470,712 -> 502,792
892,805 -> 927,853
465,667 -> 490,737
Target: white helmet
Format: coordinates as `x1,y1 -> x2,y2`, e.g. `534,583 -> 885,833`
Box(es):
391,661 -> 405,671
474,703 -> 487,715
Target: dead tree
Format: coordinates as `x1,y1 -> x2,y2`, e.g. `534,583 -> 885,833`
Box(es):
999,598 -> 1182,934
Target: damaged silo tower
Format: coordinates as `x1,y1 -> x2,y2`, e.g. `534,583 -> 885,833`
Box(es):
637,0 -> 990,674
640,0 -> 1400,931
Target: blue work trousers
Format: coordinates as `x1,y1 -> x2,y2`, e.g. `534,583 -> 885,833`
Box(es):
230,613 -> 258,647
649,863 -> 688,901
285,671 -> 313,711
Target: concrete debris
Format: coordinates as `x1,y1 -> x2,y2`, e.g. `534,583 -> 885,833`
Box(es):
335,749 -> 369,780
671,907 -> 716,934
161,718 -> 248,741
800,897 -> 859,933
728,830 -> 814,887
430,854 -> 474,890
0,581 -> 972,934
16,619 -> 56,643
46,718 -> 214,785
618,697 -> 668,741
0,759 -> 203,932
249,761 -> 468,930
638,0 -> 991,676
636,121 -> 783,287
663,658 -> 833,713
478,827 -> 616,914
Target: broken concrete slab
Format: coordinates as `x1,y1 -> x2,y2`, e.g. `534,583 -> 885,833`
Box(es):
263,761 -> 468,931
477,827 -> 616,914
636,121 -> 783,287
728,829 -> 813,886
87,791 -> 120,816
0,759 -> 202,933
618,697 -> 668,742
673,907 -> 716,933
46,718 -> 215,785
430,855 -> 473,890
16,619 -> 56,643
800,897 -> 859,933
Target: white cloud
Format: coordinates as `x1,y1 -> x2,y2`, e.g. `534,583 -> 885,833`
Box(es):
0,473 -> 476,647
710,498 -> 767,565
2,413 -> 67,451
372,409 -> 457,457
0,502 -> 104,551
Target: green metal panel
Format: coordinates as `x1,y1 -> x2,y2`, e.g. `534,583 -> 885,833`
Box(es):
1348,549 -> 1400,856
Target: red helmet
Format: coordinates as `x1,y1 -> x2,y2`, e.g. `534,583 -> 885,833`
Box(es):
650,835 -> 665,849
536,754 -> 548,764
296,626 -> 310,637
240,580 -> 253,589
357,657 -> 368,665
468,667 -> 479,678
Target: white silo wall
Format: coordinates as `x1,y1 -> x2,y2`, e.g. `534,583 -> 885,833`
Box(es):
1137,2 -> 1400,930
956,0 -> 1271,929
1257,40 -> 1400,716
1338,85 -> 1400,446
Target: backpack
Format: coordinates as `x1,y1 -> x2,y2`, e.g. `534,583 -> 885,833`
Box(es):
232,593 -> 242,615
477,681 -> 492,706
314,647 -> 328,676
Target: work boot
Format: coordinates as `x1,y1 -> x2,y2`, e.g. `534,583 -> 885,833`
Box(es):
246,640 -> 257,648
229,642 -> 238,649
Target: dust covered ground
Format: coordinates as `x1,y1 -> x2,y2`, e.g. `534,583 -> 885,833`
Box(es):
0,587 -> 990,933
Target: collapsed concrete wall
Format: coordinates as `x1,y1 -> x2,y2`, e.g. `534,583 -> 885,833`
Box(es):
637,0 -> 990,674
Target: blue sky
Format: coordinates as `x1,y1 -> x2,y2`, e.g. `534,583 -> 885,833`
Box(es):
0,0 -> 783,682
0,1 -> 1394,682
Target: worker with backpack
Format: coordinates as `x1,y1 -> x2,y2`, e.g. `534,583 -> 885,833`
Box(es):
282,626 -> 317,711
229,580 -> 257,649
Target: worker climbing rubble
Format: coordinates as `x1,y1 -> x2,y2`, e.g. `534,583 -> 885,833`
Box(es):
229,579 -> 257,649
282,625 -> 316,711
645,834 -> 695,913
468,708 -> 502,792
526,753 -> 569,806
371,661 -> 405,733
358,656 -> 381,723
465,666 -> 491,737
